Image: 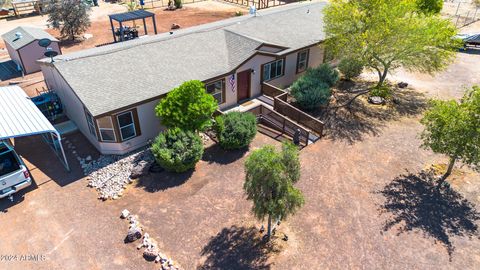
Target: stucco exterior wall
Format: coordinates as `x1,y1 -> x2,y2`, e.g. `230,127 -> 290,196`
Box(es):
19,41 -> 60,74
5,42 -> 22,71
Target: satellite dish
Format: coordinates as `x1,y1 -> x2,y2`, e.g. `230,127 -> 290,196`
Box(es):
38,38 -> 52,48
44,50 -> 59,63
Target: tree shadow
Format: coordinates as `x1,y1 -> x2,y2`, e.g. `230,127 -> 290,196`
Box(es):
135,169 -> 193,193
198,225 -> 280,270
378,170 -> 480,258
202,143 -> 248,165
314,82 -> 427,144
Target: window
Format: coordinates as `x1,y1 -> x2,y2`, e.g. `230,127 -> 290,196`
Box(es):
0,149 -> 21,176
117,111 -> 137,141
296,49 -> 309,73
205,79 -> 224,104
262,59 -> 284,81
97,116 -> 116,142
85,110 -> 97,139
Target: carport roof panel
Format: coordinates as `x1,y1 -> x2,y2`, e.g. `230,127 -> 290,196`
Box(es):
0,85 -> 57,140
108,10 -> 155,22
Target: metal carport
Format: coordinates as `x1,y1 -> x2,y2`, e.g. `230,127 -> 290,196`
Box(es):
0,85 -> 70,171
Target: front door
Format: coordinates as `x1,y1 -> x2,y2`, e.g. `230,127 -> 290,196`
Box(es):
237,69 -> 251,102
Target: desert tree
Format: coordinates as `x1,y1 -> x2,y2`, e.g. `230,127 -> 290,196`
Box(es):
46,0 -> 91,41
244,143 -> 305,239
324,0 -> 458,89
420,86 -> 480,185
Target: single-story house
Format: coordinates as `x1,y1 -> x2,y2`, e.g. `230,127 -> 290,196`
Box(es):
2,26 -> 61,75
39,2 -> 327,155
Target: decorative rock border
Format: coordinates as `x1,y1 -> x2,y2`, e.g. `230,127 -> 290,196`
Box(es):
120,209 -> 182,270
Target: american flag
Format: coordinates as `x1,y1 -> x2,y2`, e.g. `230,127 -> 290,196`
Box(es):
229,74 -> 236,92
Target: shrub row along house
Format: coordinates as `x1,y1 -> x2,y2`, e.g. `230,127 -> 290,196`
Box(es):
39,2 -> 327,155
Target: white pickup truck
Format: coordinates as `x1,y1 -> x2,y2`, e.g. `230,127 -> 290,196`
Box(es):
0,141 -> 31,199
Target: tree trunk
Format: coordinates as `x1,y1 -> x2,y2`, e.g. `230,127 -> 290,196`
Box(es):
267,214 -> 272,240
439,157 -> 456,186
377,68 -> 388,87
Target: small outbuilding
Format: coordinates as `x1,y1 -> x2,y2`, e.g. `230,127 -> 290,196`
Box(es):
1,26 -> 61,75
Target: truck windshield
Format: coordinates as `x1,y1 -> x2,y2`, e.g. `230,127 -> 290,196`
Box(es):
0,150 -> 21,176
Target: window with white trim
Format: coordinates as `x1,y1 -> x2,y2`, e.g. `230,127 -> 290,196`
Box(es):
296,49 -> 309,73
205,79 -> 224,104
85,110 -> 97,138
263,59 -> 284,81
117,111 -> 137,141
97,116 -> 116,142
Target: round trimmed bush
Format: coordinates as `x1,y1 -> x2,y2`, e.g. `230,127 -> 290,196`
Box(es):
338,58 -> 364,80
215,112 -> 257,150
151,128 -> 203,173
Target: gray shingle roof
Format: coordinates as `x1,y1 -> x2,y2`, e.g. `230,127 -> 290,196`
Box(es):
46,2 -> 327,116
1,26 -> 58,51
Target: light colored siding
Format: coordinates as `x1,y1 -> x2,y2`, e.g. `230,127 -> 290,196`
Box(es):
5,42 -> 22,71
41,64 -> 101,150
97,100 -> 164,155
19,41 -> 60,74
269,44 -> 325,89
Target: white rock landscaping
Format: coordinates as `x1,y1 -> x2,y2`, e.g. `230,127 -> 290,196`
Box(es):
84,148 -> 155,200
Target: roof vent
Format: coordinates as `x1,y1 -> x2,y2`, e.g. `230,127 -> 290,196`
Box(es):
15,32 -> 23,39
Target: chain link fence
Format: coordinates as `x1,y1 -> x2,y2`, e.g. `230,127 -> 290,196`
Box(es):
443,0 -> 480,27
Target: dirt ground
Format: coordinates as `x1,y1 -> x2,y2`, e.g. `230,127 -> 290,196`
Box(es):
1,5 -> 480,270
0,1 -> 246,53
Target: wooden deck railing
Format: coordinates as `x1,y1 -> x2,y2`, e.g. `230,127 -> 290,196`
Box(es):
262,82 -> 324,137
246,104 -> 310,146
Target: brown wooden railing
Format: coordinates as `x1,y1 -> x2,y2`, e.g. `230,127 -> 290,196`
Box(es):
246,104 -> 311,146
262,82 -> 324,137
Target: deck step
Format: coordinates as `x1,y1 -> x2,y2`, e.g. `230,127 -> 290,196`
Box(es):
54,120 -> 78,136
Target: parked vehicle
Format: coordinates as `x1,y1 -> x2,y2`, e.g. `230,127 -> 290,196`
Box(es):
0,142 -> 31,199
456,33 -> 480,49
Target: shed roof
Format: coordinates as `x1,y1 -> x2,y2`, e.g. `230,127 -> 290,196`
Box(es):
0,85 -> 57,139
42,2 -> 326,117
1,26 -> 58,51
109,10 -> 155,22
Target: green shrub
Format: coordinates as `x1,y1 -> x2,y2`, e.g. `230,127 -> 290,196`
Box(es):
215,112 -> 257,150
235,11 -> 243,16
369,84 -> 392,99
290,65 -> 336,111
155,80 -> 218,132
309,63 -> 339,88
338,58 -> 364,80
174,0 -> 182,8
151,128 -> 203,173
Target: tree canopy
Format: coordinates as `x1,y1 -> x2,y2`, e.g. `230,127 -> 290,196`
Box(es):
420,86 -> 480,183
155,80 -> 218,132
244,143 -> 304,238
416,0 -> 443,14
46,0 -> 91,41
324,0 -> 458,87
